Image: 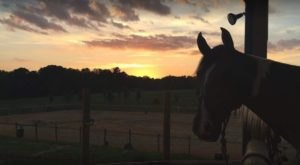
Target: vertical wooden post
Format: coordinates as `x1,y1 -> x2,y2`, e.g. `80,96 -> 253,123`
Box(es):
157,134 -> 160,152
163,91 -> 171,160
55,123 -> 58,143
35,123 -> 38,141
15,123 -> 18,137
103,128 -> 108,146
81,89 -> 90,165
187,136 -> 191,155
243,0 -> 269,154
79,127 -> 82,143
128,129 -> 132,144
244,0 -> 268,58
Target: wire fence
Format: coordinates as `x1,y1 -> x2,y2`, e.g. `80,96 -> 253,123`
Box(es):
0,120 -> 242,159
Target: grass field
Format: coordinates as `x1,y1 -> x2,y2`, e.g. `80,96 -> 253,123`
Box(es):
0,110 -> 243,160
0,90 -> 198,115
0,90 -> 298,164
0,135 -> 167,165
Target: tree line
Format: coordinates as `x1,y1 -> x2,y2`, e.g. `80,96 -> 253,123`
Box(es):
0,65 -> 197,100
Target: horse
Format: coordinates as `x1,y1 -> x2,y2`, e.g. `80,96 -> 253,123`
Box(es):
192,27 -> 300,152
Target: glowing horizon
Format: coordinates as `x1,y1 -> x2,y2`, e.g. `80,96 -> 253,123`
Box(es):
1,0 -> 300,78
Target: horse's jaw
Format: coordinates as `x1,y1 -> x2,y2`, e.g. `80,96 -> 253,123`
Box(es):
193,116 -> 221,142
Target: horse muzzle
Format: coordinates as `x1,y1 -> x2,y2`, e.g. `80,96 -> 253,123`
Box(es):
193,119 -> 221,142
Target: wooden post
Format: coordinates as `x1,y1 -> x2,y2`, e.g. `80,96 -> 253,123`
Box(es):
15,123 -> 18,137
55,123 -> 58,143
163,91 -> 171,160
35,123 -> 38,141
128,129 -> 132,144
81,89 -> 91,165
187,136 -> 191,155
243,0 -> 269,154
103,128 -> 108,146
157,134 -> 160,152
79,127 -> 82,143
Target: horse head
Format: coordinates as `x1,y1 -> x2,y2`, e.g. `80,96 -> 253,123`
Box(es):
193,27 -> 248,141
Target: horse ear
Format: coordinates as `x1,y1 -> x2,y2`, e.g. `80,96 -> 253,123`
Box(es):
221,27 -> 234,49
197,32 -> 211,56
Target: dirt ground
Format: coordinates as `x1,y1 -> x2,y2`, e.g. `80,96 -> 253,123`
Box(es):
0,110 -> 244,160
0,110 -> 297,162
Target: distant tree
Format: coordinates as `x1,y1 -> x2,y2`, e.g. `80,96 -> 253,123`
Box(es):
81,68 -> 90,73
0,65 -> 198,100
112,67 -> 121,74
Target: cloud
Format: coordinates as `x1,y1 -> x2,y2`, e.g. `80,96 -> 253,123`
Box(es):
190,30 -> 220,36
0,0 -> 110,33
12,10 -> 67,32
0,15 -> 48,35
0,0 -> 172,34
38,0 -> 110,22
189,15 -> 210,24
111,4 -> 140,21
110,20 -> 131,29
117,0 -> 171,15
268,39 -> 300,52
12,57 -> 31,62
83,34 -> 195,51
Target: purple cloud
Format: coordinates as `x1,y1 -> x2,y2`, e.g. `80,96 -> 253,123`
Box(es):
83,34 -> 195,51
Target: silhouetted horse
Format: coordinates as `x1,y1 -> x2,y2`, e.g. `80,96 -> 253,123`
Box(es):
193,27 -> 300,152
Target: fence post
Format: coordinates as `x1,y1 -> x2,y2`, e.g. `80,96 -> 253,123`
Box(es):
187,136 -> 191,155
34,122 -> 38,141
79,127 -> 82,143
157,134 -> 160,152
55,123 -> 58,143
81,88 -> 91,165
163,91 -> 171,160
103,128 -> 108,146
15,123 -> 18,137
128,129 -> 132,144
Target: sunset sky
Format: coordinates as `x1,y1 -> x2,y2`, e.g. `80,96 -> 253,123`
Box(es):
1,0 -> 300,78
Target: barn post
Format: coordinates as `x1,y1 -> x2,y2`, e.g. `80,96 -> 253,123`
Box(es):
243,0 -> 269,153
242,1 -> 274,164
81,88 -> 91,165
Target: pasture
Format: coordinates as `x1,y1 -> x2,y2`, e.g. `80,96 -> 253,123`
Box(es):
0,110 -> 243,160
0,90 -> 298,164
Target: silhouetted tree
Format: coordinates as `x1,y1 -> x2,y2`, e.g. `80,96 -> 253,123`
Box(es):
0,65 -> 197,100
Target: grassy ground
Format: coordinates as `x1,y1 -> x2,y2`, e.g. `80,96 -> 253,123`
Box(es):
0,135 -> 201,165
0,90 -> 198,115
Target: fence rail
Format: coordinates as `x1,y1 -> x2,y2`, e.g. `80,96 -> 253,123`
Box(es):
0,120 -> 242,159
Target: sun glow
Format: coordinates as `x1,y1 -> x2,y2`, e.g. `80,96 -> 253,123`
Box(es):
127,67 -> 161,78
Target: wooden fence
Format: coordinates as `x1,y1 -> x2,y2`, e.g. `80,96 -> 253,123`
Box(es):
0,121 -> 242,159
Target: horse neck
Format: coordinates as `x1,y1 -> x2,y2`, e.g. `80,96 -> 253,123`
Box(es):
242,57 -> 300,151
